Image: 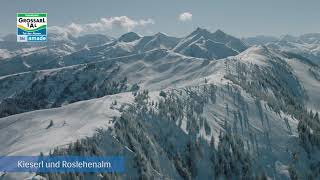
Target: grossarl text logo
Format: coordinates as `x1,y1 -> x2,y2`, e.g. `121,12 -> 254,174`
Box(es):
17,13 -> 47,42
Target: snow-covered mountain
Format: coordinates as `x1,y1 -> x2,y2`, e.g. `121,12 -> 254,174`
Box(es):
27,32 -> 181,72
174,28 -> 247,59
244,33 -> 320,66
0,32 -> 113,76
0,29 -> 320,179
108,31 -> 180,54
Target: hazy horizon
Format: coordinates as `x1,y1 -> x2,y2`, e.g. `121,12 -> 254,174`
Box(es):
1,27 -> 319,40
2,0 -> 320,38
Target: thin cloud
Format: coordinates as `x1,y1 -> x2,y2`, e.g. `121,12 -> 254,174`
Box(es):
179,12 -> 192,22
49,16 -> 155,35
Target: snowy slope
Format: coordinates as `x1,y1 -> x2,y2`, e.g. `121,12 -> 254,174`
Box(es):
287,58 -> 320,112
0,92 -> 133,156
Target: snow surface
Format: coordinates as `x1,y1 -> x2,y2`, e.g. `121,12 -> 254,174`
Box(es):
0,92 -> 133,156
288,58 -> 320,112
235,45 -> 272,66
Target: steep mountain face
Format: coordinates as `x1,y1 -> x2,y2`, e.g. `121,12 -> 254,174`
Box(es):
115,31 -> 181,53
116,31 -> 181,52
177,36 -> 238,59
139,32 -> 181,52
0,30 -> 320,179
173,28 -> 247,59
118,32 -> 141,42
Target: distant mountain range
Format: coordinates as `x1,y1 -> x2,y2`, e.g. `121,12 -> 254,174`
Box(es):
0,28 -> 248,76
243,33 -> 320,65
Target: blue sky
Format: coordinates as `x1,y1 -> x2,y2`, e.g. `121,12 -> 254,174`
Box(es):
3,0 -> 320,37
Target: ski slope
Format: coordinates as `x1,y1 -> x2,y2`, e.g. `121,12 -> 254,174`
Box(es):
0,92 -> 133,156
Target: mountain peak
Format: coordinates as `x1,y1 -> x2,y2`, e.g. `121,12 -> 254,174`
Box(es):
118,32 -> 141,42
241,45 -> 274,58
213,29 -> 226,37
155,32 -> 167,36
235,45 -> 274,66
154,32 -> 171,39
195,27 -> 206,31
191,27 -> 211,36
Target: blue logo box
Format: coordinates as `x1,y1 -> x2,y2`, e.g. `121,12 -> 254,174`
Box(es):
0,156 -> 124,173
